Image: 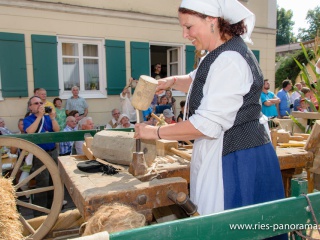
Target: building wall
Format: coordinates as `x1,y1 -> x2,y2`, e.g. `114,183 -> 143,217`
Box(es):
0,0 -> 277,132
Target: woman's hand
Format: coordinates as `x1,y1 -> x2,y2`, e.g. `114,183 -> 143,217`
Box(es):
156,78 -> 174,94
134,123 -> 157,139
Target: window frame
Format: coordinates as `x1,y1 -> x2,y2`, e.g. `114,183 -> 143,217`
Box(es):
57,35 -> 107,99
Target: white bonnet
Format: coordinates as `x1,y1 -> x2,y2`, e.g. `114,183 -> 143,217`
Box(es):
180,0 -> 255,44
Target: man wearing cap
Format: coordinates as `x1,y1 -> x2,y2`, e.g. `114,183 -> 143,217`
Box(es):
163,109 -> 176,124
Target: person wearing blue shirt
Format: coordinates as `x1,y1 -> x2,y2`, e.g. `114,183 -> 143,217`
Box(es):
260,79 -> 280,118
277,79 -> 292,118
23,96 -> 60,217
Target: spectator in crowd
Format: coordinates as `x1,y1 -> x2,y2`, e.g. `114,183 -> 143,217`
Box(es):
74,117 -> 94,155
37,88 -> 55,114
298,99 -> 310,112
59,116 -> 78,156
120,78 -> 136,123
116,114 -> 135,129
23,96 -> 59,216
151,63 -> 164,80
66,86 -> 88,119
163,109 -> 176,125
106,108 -> 121,129
68,110 -> 81,125
260,79 -> 280,118
81,203 -> 146,236
277,79 -> 293,118
0,118 -> 13,135
293,87 -> 312,111
177,100 -> 187,122
290,82 -> 302,104
166,89 -> 176,115
53,97 -> 66,131
17,118 -> 24,133
155,95 -> 171,114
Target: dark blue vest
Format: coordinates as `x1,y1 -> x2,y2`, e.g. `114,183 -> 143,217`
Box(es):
188,36 -> 269,156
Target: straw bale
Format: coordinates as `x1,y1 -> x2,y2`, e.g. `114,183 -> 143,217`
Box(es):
0,177 -> 23,240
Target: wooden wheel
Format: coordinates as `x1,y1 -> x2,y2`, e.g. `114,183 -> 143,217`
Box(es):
0,137 -> 63,240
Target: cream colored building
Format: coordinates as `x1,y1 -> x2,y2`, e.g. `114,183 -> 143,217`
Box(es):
0,0 -> 277,131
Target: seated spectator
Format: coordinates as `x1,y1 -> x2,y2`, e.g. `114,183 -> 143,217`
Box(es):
59,116 -> 78,156
165,89 -> 176,115
163,109 -> 176,125
120,78 -> 136,123
0,118 -> 13,135
155,96 -> 172,114
177,100 -> 187,122
81,203 -> 145,236
53,97 -> 66,131
74,117 -> 94,155
293,87 -> 312,111
298,99 -> 310,112
116,114 -> 134,129
68,110 -> 81,126
38,88 -> 55,114
106,108 -> 121,129
17,118 -> 25,134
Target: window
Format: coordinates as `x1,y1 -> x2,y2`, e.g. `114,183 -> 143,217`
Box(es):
150,43 -> 185,96
57,36 -> 106,98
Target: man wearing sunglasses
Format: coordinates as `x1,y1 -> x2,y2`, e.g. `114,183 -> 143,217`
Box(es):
23,95 -> 60,216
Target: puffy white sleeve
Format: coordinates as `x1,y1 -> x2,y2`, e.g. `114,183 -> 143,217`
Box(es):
189,51 -> 253,139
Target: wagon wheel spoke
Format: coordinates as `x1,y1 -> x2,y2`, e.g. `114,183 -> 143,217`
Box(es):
15,165 -> 47,190
16,186 -> 55,197
19,214 -> 35,235
17,199 -> 51,214
10,149 -> 27,180
0,137 -> 64,240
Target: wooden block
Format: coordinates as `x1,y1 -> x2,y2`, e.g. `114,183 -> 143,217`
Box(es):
82,142 -> 96,160
85,136 -> 93,149
277,131 -> 290,143
293,133 -> 310,140
156,140 -> 179,156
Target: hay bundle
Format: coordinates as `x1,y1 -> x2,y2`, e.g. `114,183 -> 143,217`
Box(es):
0,177 -> 23,240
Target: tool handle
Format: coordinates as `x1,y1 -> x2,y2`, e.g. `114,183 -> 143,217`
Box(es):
169,147 -> 191,161
167,190 -> 199,216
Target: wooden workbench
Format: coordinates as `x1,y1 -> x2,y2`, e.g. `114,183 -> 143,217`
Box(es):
58,155 -> 188,221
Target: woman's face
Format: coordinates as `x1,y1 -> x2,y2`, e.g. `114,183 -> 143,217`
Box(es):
54,100 -> 62,108
74,113 -> 80,122
179,13 -> 216,52
120,116 -> 130,125
160,97 -> 168,105
166,90 -> 172,98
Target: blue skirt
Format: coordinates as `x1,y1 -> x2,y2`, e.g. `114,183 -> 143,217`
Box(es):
223,142 -> 285,210
223,143 -> 287,240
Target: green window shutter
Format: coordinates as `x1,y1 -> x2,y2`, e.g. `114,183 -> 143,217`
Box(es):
130,42 -> 150,80
185,45 -> 196,74
31,35 -> 59,96
252,50 -> 260,63
0,32 -> 28,97
105,40 -> 126,95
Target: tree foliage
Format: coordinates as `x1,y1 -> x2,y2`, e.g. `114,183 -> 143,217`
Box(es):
276,7 -> 295,46
275,49 -> 313,89
297,6 -> 320,41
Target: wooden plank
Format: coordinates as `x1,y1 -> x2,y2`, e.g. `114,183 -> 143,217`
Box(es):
291,111 -> 320,120
109,192 -> 320,240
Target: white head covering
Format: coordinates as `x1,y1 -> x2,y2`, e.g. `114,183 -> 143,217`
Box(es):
180,0 -> 255,44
